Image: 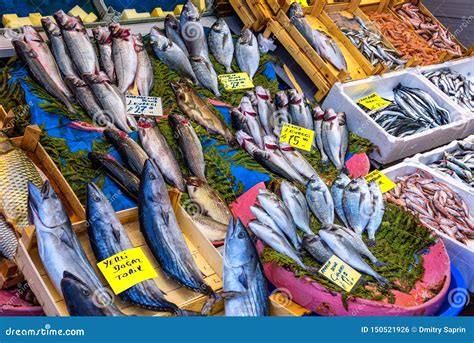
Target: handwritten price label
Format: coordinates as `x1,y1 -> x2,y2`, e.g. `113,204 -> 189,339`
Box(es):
364,169 -> 396,193
357,92 -> 392,111
279,123 -> 314,152
218,73 -> 254,91
319,255 -> 361,292
126,95 -> 162,117
97,247 -> 157,294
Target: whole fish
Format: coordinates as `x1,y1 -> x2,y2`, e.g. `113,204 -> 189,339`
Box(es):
343,178 -> 372,235
64,76 -> 104,123
28,181 -> 122,312
257,189 -> 301,250
338,111 -> 348,163
239,96 -> 264,149
103,128 -> 148,176
288,89 -> 313,130
288,3 -> 314,45
319,227 -> 388,286
138,160 -> 219,304
41,18 -> 78,79
208,18 -> 234,73
169,113 -> 206,181
110,23 -> 137,94
250,205 -> 287,239
92,26 -> 115,83
53,10 -> 99,75
312,29 -> 348,71
190,54 -> 220,96
12,25 -> 74,113
306,175 -> 334,225
235,29 -> 260,80
171,80 -> 234,144
321,109 -> 343,170
83,73 -> 133,133
245,91 -> 258,109
224,219 -> 269,316
278,142 -> 317,181
330,173 -> 351,227
133,34 -> 154,96
150,27 -> 197,83
88,152 -> 139,200
186,177 -> 232,224
366,181 -> 385,246
192,215 -> 227,242
61,271 -> 124,316
138,118 -> 185,192
271,91 -> 292,137
165,14 -> 189,56
248,221 -> 307,270
302,234 -> 333,264
87,183 -> 195,315
230,108 -> 250,134
312,106 -> 329,165
281,180 -> 312,235
0,134 -> 43,232
0,215 -> 17,260
180,0 -> 209,59
255,86 -> 275,135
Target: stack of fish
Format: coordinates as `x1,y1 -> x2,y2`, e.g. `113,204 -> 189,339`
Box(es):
385,171 -> 474,246
12,12 -> 155,132
368,84 -> 451,138
340,16 -> 406,69
150,0 -> 260,97
424,69 -> 474,112
288,3 -> 347,71
427,139 -> 473,188
396,3 -> 462,56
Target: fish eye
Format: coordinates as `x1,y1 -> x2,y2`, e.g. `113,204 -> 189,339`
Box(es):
51,192 -> 58,199
149,173 -> 156,180
82,290 -> 90,296
93,195 -> 101,202
238,231 -> 245,239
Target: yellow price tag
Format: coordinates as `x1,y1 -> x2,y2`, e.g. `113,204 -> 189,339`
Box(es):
279,123 -> 314,152
357,92 -> 392,111
97,247 -> 157,295
218,72 -> 254,90
364,169 -> 396,193
288,0 -> 309,6
319,255 -> 361,292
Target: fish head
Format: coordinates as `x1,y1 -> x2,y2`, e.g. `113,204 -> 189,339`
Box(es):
307,175 -> 326,192
64,76 -> 87,90
137,116 -> 155,134
238,28 -> 253,45
263,135 -> 279,151
150,28 -> 170,50
230,108 -> 246,123
184,176 -> 204,194
338,111 -> 347,125
141,159 -> 167,203
235,130 -> 254,149
368,180 -> 382,197
224,218 -> 255,267
104,128 -> 128,143
133,33 -> 145,52
92,26 -> 112,45
28,180 -> 69,228
346,177 -> 365,193
61,271 -> 94,301
82,72 -> 109,85
280,180 -> 300,198
302,233 -> 320,246
165,14 -> 180,30
334,173 -> 351,188
323,108 -> 338,122
255,86 -> 271,101
288,2 -> 304,18
183,0 -> 200,20
0,133 -> 14,154
312,106 -> 324,121
54,10 -> 84,32
211,18 -> 228,33
86,183 -> 117,228
189,54 -> 206,64
40,17 -> 60,37
168,113 -> 189,130
275,91 -> 289,108
287,89 -> 303,104
110,23 -> 131,40
170,80 -> 191,99
22,26 -> 44,44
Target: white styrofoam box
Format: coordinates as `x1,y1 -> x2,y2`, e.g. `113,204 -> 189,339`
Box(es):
417,57 -> 474,113
323,70 -> 473,164
407,135 -> 474,194
382,161 -> 474,291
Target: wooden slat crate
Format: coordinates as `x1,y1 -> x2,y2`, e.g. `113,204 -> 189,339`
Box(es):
229,0 -> 264,30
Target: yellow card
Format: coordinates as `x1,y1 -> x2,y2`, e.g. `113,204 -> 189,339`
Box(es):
319,255 -> 361,292
218,73 -> 254,90
365,169 -> 396,193
279,123 -> 314,152
357,92 -> 392,111
97,247 -> 157,295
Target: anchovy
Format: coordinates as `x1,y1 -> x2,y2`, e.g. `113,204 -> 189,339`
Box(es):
239,96 -> 264,149
278,142 -> 317,181
321,109 -> 344,170
110,23 -> 137,93
312,106 -> 329,165
92,26 -> 115,83
224,219 -> 269,316
180,0 -> 209,59
280,180 -> 312,235
190,54 -> 220,96
306,174 -> 334,225
287,89 -> 313,130
208,18 -> 234,73
133,34 -> 154,96
330,173 -> 351,227
165,14 -> 189,56
302,234 -> 332,264
366,181 -> 385,246
342,178 -> 372,235
255,86 -> 275,135
235,29 -> 260,80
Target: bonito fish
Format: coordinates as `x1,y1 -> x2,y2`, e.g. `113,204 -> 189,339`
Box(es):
235,29 -> 260,80
133,34 -> 154,96
92,26 -> 115,83
110,23 -> 137,94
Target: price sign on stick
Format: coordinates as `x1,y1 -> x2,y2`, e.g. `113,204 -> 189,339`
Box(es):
319,255 -> 362,292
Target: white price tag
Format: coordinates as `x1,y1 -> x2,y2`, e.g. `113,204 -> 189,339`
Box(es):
126,95 -> 163,117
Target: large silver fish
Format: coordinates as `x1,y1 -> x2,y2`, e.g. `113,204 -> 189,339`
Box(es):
235,29 -> 260,80
192,215 -> 227,242
92,26 -> 115,83
278,142 -> 317,181
312,29 -> 348,71
180,0 -> 209,59
150,28 -> 197,83
0,214 -> 17,260
255,86 -> 275,135
342,178 -> 372,235
110,23 -> 137,93
331,173 -> 351,227
338,111 -> 349,164
239,96 -> 264,149
41,18 -> 78,79
12,25 -> 74,113
288,3 -> 314,45
366,181 -> 385,246
288,89 -> 313,130
190,54 -> 220,96
165,14 -> 189,56
321,109 -> 344,170
208,18 -> 234,73
257,189 -> 301,250
302,234 -> 332,264
306,175 -> 334,225
53,10 -> 99,75
250,205 -> 287,239
280,180 -> 312,235
312,106 -> 329,165
271,91 -> 292,137
64,76 -> 106,124
133,34 -> 154,96
138,118 -> 185,192
224,219 -> 269,316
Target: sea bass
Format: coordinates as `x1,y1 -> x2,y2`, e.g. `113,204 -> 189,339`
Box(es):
338,111 -> 349,164
224,219 -> 269,316
312,106 -> 328,165
64,76 -> 104,123
239,96 -> 264,149
255,86 -> 275,135
366,181 -> 385,246
190,54 -> 220,96
271,91 -> 292,137
208,18 -> 234,73
235,29 -> 260,80
92,26 -> 115,83
0,134 -> 43,232
321,109 -> 344,170
278,142 -> 317,181
169,113 -> 206,182
312,29 -> 348,71
343,178 -> 372,235
306,174 -> 334,225
133,34 -> 154,96
165,14 -> 189,56
0,214 -> 17,260
110,23 -> 137,93
331,173 -> 351,227
302,234 -> 333,264
250,205 -> 287,239
281,180 -> 312,235
288,89 -> 313,130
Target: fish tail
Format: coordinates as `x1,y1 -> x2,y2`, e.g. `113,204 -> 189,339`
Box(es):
367,239 -> 377,247
177,309 -> 202,316
200,291 -> 242,316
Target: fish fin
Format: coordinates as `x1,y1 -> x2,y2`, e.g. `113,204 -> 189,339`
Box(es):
200,291 -> 243,316
162,210 -> 170,226
367,239 -> 376,247
375,261 -> 387,268
238,271 -> 249,290
111,224 -> 122,244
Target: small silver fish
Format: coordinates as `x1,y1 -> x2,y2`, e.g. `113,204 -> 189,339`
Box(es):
306,175 -> 334,225
342,178 -> 372,235
280,180 -> 312,235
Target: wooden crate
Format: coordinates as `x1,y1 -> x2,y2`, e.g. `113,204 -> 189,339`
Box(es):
229,0 -> 264,30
